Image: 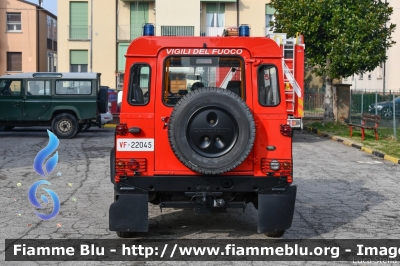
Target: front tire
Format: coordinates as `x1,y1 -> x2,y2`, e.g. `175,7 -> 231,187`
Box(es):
265,230 -> 285,238
51,113 -> 79,139
381,107 -> 393,117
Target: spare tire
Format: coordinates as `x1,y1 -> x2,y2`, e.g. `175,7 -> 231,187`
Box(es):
98,87 -> 109,113
168,87 -> 255,175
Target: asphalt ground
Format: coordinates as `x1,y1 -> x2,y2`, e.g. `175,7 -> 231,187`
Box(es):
0,127 -> 399,265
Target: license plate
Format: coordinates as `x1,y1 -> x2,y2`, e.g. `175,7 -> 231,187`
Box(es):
117,139 -> 154,151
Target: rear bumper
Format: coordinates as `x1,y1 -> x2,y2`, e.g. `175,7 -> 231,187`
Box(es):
115,175 -> 291,193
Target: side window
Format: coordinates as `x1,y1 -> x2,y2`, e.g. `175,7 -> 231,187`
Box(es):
258,65 -> 280,106
27,80 -> 51,96
55,80 -> 92,95
128,64 -> 150,105
0,80 -> 21,96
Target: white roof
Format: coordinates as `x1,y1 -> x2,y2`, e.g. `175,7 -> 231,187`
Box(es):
0,72 -> 100,79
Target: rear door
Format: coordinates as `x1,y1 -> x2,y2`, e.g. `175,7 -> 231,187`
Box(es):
0,79 -> 23,120
116,60 -> 156,175
23,79 -> 52,120
154,49 -> 254,174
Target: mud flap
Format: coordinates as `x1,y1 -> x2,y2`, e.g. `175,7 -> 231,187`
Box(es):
257,186 -> 297,233
109,193 -> 148,232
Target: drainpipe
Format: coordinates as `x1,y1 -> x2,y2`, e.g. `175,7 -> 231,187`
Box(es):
90,0 -> 93,72
36,6 -> 40,71
236,0 -> 239,27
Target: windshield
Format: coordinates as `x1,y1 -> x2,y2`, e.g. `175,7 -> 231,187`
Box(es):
163,56 -> 243,105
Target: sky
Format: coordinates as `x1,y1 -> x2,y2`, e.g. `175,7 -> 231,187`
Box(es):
25,0 -> 58,16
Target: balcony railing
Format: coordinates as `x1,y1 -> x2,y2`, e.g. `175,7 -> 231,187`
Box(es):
160,26 -> 194,36
68,26 -> 91,40
117,24 -> 241,39
118,25 -> 143,41
200,26 -> 225,37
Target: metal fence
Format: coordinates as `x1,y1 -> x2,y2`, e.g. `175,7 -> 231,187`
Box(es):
303,89 -> 399,138
350,89 -> 399,138
304,93 -> 324,117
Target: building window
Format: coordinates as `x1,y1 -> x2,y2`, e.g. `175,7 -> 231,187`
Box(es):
205,3 -> 225,36
70,50 -> 88,72
359,73 -> 363,80
7,13 -> 21,32
161,26 -> 194,36
266,4 -> 276,35
368,74 -> 371,80
69,2 -> 89,40
7,52 -> 22,71
377,63 -> 383,79
130,2 -> 148,40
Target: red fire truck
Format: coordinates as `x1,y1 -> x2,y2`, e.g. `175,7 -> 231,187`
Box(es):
109,27 -> 304,238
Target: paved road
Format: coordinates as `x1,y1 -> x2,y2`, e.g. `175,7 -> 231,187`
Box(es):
0,127 -> 399,265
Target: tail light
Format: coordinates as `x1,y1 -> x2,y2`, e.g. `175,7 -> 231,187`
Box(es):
260,158 -> 292,183
116,123 -> 128,135
280,124 -> 292,137
114,158 -> 147,183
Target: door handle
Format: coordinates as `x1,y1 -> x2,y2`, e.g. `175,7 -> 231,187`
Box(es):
42,104 -> 48,107
14,102 -> 20,106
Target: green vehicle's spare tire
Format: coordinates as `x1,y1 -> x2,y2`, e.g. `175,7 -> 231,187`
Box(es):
168,87 -> 255,175
98,87 -> 109,113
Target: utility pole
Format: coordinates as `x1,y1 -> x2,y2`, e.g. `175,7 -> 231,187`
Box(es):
383,0 -> 387,95
90,0 -> 93,72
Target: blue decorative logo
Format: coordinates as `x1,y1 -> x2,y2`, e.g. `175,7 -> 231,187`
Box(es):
33,130 -> 59,176
28,180 -> 60,220
29,130 -> 60,220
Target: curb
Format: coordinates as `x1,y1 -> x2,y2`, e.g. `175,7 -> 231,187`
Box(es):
303,126 -> 400,165
104,124 -> 117,129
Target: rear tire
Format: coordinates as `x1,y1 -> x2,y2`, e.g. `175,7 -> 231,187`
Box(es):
51,113 -> 79,139
265,230 -> 285,238
116,231 -> 135,238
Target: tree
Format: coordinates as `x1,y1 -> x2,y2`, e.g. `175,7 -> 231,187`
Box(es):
270,0 -> 396,122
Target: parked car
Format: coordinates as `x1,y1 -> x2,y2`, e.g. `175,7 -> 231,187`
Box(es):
368,96 -> 400,117
0,72 -> 108,138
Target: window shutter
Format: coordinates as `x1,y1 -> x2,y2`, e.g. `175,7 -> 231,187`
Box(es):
206,3 -> 225,13
7,52 -> 22,71
70,2 -> 88,39
266,4 -> 276,15
118,44 -> 129,72
70,2 -> 88,26
70,50 -> 88,65
130,2 -> 149,39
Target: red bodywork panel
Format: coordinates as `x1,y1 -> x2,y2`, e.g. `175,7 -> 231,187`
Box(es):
116,36 -> 303,179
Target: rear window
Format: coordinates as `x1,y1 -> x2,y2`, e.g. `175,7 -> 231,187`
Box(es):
163,56 -> 244,105
258,65 -> 280,106
55,80 -> 92,95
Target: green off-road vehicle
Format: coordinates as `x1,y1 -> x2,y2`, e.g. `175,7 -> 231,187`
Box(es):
0,72 -> 108,138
